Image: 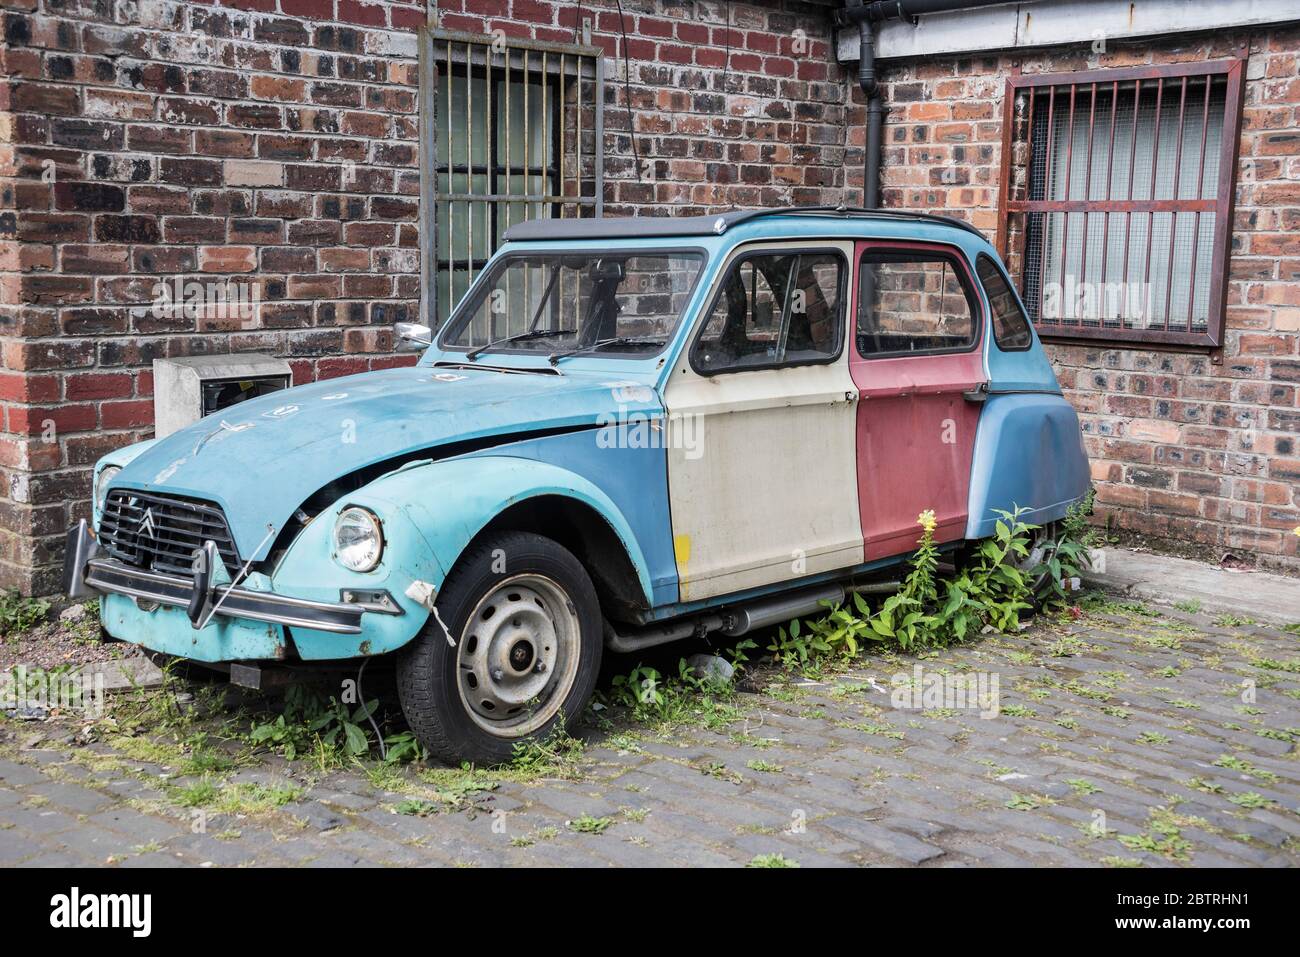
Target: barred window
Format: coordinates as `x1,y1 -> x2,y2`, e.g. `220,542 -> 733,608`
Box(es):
422,29 -> 604,326
998,59 -> 1246,347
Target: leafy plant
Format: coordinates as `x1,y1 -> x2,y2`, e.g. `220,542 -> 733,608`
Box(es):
509,723 -> 586,778
798,506 -> 1039,660
607,659 -> 741,731
1119,808 -> 1193,861
567,814 -> 613,834
247,685 -> 377,760
1215,613 -> 1256,628
382,731 -> 428,765
610,665 -> 667,720
1006,793 -> 1044,811
747,853 -> 799,868
0,591 -> 50,638
1228,791 -> 1275,809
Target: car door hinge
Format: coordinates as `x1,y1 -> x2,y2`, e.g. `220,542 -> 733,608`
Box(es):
963,383 -> 988,403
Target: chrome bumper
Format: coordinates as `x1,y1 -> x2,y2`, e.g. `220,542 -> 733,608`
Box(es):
63,520 -> 401,636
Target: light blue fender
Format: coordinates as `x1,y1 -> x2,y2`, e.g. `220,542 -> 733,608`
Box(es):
965,392 -> 1090,538
279,451 -> 658,660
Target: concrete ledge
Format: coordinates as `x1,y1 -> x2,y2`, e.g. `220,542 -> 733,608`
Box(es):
72,656 -> 165,693
1082,547 -> 1300,625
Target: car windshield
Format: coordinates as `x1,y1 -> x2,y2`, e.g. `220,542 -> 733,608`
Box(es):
440,251 -> 705,358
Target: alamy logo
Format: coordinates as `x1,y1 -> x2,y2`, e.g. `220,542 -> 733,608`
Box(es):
49,887 -> 152,937
890,664 -> 1000,719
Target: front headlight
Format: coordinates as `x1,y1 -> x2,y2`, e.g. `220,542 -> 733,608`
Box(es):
95,465 -> 121,514
333,507 -> 384,572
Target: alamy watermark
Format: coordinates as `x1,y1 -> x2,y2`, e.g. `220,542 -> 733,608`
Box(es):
596,408 -> 704,460
1040,277 -> 1157,325
1,665 -> 105,719
142,276 -> 260,322
890,664 -> 1000,719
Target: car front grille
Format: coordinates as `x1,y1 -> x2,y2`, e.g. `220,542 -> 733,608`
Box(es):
99,490 -> 241,577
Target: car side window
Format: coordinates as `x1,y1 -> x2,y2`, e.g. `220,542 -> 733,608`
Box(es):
693,251 -> 843,374
976,254 -> 1034,351
856,249 -> 979,357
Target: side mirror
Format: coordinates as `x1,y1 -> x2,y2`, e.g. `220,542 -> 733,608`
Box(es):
395,322 -> 432,347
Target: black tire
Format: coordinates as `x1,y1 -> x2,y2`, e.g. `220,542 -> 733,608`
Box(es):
1021,520 -> 1061,601
396,530 -> 603,766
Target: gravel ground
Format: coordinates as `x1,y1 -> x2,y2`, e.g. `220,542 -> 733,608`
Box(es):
0,603 -> 137,672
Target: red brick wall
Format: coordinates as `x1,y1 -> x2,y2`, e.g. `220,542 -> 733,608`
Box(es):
434,0 -> 847,213
0,0 -> 849,594
857,27 -> 1300,577
0,0 -> 427,593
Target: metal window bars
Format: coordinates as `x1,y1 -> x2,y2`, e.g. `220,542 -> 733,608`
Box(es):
996,58 -> 1246,348
419,27 -> 604,329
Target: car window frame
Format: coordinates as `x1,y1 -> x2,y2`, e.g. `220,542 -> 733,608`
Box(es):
687,244 -> 848,377
436,245 -> 710,360
854,242 -> 985,361
975,252 -> 1035,353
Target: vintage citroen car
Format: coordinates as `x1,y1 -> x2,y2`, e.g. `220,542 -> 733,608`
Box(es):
64,207 -> 1089,764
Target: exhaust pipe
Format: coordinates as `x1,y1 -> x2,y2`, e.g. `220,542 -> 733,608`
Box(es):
603,614 -> 728,655
604,579 -> 902,654
720,584 -> 845,636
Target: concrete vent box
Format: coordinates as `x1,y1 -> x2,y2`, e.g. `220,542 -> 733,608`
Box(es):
153,355 -> 293,439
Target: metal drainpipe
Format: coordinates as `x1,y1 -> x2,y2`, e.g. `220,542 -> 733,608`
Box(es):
837,0 -> 1013,209
859,17 -> 882,209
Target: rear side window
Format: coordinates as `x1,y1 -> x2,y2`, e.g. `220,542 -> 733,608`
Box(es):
692,251 -> 843,374
856,249 -> 979,357
977,254 -> 1033,351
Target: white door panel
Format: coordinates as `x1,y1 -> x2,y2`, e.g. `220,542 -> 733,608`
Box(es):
663,241 -> 863,602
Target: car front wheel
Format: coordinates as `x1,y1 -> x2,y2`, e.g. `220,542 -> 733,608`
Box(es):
397,531 -> 603,766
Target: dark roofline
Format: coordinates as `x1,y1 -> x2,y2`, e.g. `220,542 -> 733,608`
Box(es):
501,206 -> 988,243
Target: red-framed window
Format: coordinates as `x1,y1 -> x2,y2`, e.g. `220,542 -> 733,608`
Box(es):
996,58 -> 1246,348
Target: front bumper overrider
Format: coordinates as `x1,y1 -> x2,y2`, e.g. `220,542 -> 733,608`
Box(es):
62,520 -> 402,637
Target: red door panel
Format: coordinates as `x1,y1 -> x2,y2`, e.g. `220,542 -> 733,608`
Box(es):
849,241 -> 987,561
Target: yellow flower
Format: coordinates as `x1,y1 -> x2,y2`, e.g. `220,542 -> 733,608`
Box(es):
917,509 -> 937,533
1293,525 -> 1300,537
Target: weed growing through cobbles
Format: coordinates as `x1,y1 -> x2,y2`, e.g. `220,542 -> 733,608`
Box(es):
0,592 -> 50,639
778,499 -> 1095,668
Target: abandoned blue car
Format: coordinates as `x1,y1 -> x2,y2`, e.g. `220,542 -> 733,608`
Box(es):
64,207 -> 1090,764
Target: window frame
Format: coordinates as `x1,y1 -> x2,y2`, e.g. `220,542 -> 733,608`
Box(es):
996,57 -> 1247,349
854,242 -> 984,361
688,245 -> 849,377
975,253 -> 1034,353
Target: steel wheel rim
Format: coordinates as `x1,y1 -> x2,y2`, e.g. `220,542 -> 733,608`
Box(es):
456,573 -> 581,738
1019,522 -> 1058,592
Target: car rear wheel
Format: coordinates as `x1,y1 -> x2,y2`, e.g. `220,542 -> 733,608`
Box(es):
396,531 -> 602,766
1019,520 -> 1061,597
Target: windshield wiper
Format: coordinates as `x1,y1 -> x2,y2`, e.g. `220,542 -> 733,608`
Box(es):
465,328 -> 571,361
547,335 -> 668,365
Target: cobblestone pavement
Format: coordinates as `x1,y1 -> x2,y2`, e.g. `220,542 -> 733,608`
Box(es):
1,599 -> 1297,867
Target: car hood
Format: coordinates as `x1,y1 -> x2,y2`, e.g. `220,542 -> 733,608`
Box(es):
113,363 -> 662,559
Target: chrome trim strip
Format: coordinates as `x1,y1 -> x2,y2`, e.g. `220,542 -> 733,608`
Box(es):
82,558 -> 380,636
